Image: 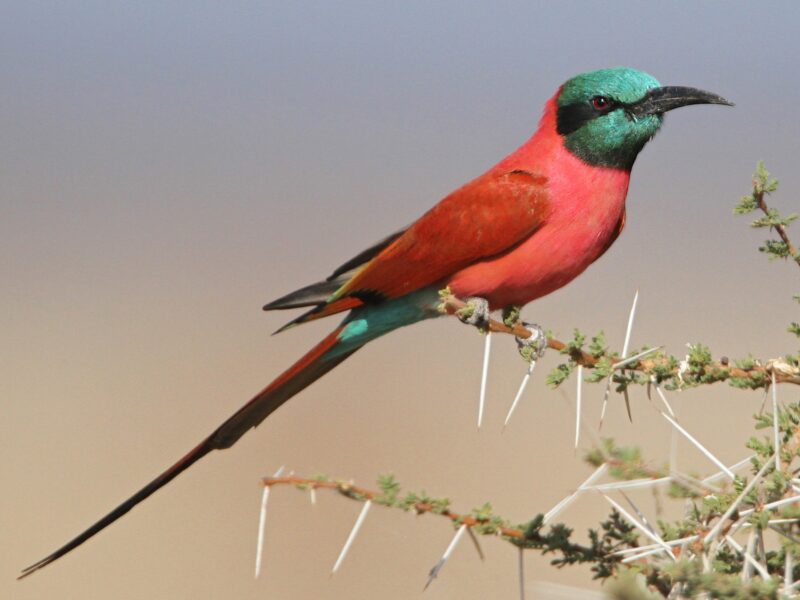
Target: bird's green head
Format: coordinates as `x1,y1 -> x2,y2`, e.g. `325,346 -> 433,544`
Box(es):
556,67 -> 731,170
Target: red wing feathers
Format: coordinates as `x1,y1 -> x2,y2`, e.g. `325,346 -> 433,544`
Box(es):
331,169 -> 550,302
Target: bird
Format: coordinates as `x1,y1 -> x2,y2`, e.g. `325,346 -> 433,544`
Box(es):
19,66 -> 731,578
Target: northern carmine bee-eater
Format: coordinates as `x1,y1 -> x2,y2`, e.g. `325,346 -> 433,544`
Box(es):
20,67 -> 731,577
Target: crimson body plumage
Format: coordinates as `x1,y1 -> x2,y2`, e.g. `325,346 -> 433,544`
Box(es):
20,67 -> 731,578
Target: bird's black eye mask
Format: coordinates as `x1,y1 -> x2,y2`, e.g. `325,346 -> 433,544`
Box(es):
556,96 -> 620,136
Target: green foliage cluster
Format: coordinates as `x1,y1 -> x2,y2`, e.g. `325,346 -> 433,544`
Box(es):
735,162 -> 800,349
735,161 -> 797,263
543,334 -> 768,392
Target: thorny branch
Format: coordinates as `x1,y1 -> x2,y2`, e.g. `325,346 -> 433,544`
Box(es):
262,475 -> 528,539
735,160 -> 800,268
260,472 -> 638,584
438,294 -> 800,387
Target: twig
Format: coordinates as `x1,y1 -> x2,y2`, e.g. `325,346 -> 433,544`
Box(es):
262,476 -> 528,540
438,295 -> 800,386
754,186 -> 799,261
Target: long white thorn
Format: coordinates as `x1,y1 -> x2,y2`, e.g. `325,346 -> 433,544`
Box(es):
662,386 -> 679,474
543,464 -> 607,524
575,365 -> 583,449
742,492 -> 800,515
769,518 -> 800,525
612,346 -> 660,370
726,534 -> 771,581
654,381 -> 676,418
741,530 -> 757,581
705,455 -> 775,545
425,524 -> 467,590
622,289 -> 639,359
622,545 -> 681,564
620,491 -> 658,538
331,499 -> 372,575
661,412 -> 735,479
599,289 -> 639,429
772,371 -> 781,471
559,387 -> 604,451
758,528 -> 770,578
614,535 -> 698,557
518,546 -> 526,600
503,360 -> 536,429
588,477 -> 671,492
255,465 -> 285,579
478,332 -> 492,429
786,547 -> 794,592
702,550 -> 713,574
702,455 -> 755,484
620,290 -> 638,423
601,494 -> 675,560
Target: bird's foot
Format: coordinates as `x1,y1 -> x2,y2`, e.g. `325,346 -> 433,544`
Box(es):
456,296 -> 491,329
515,322 -> 547,362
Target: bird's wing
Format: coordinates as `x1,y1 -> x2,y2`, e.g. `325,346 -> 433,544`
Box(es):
331,169 -> 550,302
269,169 -> 550,329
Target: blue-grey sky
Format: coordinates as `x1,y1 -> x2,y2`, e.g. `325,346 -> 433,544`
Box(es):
4,3 -> 799,598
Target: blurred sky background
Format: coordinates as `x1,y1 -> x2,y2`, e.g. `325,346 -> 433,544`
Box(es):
3,2 -> 800,598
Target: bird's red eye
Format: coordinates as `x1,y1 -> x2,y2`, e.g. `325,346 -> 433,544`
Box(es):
592,96 -> 609,110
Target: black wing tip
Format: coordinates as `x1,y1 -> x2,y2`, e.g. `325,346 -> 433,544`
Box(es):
18,555 -> 57,580
262,299 -> 311,312
263,298 -> 293,311
262,280 -> 340,313
272,321 -> 299,335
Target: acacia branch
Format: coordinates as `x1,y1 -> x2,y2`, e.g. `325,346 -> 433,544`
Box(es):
438,294 -> 800,387
260,472 -> 641,582
262,475 -> 528,539
755,187 -> 799,262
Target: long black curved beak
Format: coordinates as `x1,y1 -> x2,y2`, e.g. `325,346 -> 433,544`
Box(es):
630,86 -> 733,117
